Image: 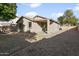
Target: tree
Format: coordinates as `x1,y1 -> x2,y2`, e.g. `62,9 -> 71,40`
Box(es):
70,16 -> 78,25
64,10 -> 78,25
0,3 -> 17,21
58,16 -> 64,25
64,9 -> 73,18
58,9 -> 78,26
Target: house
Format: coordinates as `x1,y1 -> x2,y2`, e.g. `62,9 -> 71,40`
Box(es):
16,15 -> 60,34
0,21 -> 12,33
9,17 -> 20,25
0,17 -> 19,33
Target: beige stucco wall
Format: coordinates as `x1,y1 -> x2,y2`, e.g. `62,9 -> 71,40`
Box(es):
48,22 -> 60,34
18,18 -> 43,33
23,18 -> 30,32
30,22 -> 43,33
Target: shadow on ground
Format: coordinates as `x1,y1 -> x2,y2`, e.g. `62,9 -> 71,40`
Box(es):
11,27 -> 79,56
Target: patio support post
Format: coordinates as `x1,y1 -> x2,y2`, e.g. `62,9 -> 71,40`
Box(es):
47,20 -> 50,34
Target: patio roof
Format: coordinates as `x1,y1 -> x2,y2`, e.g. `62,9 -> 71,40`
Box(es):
16,15 -> 59,24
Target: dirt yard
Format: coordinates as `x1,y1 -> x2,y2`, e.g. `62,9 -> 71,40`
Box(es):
0,27 -> 79,56
0,32 -> 32,56
11,27 -> 79,56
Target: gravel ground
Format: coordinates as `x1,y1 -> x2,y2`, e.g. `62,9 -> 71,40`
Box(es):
11,28 -> 79,56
